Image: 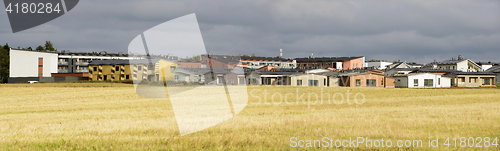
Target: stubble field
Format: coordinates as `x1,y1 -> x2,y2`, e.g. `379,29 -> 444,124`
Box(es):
0,83 -> 499,150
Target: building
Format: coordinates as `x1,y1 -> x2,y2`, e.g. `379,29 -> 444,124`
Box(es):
88,59 -> 179,82
290,73 -> 339,87
394,73 -> 451,88
9,48 -> 59,83
295,56 -> 365,70
366,61 -> 393,70
423,56 -> 481,72
239,56 -> 296,69
385,62 -> 413,70
444,72 -> 497,88
476,62 -> 496,71
177,59 -> 202,68
337,71 -> 394,88
485,65 -> 500,83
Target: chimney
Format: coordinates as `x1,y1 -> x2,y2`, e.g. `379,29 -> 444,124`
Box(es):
280,49 -> 282,58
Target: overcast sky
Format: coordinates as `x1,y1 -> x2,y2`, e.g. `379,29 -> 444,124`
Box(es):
1,0 -> 499,63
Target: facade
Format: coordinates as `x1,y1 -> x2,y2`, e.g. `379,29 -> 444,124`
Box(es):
295,56 -> 365,70
485,66 -> 500,83
8,48 -> 60,83
366,61 -> 393,70
177,59 -> 202,68
338,71 -> 394,88
423,56 -> 481,72
88,59 -> 179,82
394,73 -> 451,88
239,56 -> 296,69
57,51 -> 136,74
476,62 -> 495,71
444,72 -> 497,88
386,62 -> 413,70
290,73 -> 338,87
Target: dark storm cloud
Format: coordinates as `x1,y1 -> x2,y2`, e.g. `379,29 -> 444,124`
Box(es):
0,0 -> 499,64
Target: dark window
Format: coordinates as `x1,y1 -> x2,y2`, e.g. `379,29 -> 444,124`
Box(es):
366,79 -> 376,87
308,80 -> 318,86
381,78 -> 384,85
424,79 -> 433,87
93,67 -> 97,71
126,75 -> 129,79
170,66 -> 176,73
297,79 -> 303,86
138,66 -> 142,71
116,66 -> 120,71
356,79 -> 361,87
414,79 -> 418,86
103,75 -> 107,80
148,65 -> 154,70
324,78 -> 326,86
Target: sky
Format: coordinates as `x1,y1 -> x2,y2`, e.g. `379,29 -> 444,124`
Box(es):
1,0 -> 499,64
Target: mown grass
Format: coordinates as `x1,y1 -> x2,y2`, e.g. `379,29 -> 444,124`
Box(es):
0,84 -> 499,150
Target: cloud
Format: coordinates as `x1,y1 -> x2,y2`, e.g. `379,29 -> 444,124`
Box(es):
0,0 -> 499,64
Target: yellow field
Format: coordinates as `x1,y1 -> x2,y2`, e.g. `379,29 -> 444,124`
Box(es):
0,83 -> 499,150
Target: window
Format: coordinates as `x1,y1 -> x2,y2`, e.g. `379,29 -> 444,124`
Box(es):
366,79 -> 376,87
170,66 -> 176,73
239,77 -> 245,84
469,77 -> 478,83
156,74 -> 159,81
148,65 -> 154,70
381,78 -> 384,85
438,78 -> 440,85
324,78 -> 326,86
356,79 -> 361,87
231,78 -> 234,84
174,75 -> 179,81
103,75 -> 107,80
482,78 -> 491,85
308,80 -> 318,86
138,66 -> 142,71
93,67 -> 97,71
414,79 -> 418,87
126,75 -> 129,80
218,76 -> 225,84
297,80 -> 302,86
424,79 -> 433,87
115,66 -> 120,71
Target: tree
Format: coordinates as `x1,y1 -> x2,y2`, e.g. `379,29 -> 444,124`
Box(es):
251,54 -> 255,57
36,45 -> 44,51
44,41 -> 56,52
0,45 -> 9,83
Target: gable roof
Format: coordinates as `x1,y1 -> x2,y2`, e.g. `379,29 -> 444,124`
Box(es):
486,66 -> 500,73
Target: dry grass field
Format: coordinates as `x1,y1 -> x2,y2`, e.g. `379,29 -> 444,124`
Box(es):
0,83 -> 499,150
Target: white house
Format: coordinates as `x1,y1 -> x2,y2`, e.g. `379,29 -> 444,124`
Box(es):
366,61 -> 393,70
394,73 -> 451,88
423,56 -> 481,72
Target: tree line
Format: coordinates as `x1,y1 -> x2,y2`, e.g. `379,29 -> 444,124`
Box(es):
0,41 -> 57,83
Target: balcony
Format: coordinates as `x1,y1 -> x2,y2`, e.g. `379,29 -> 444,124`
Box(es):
58,69 -> 69,73
76,62 -> 89,66
76,69 -> 89,73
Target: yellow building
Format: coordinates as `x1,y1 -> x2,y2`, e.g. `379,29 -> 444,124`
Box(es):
88,59 -> 179,82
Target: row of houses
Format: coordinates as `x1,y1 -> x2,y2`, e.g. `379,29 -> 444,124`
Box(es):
7,48 -> 500,88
